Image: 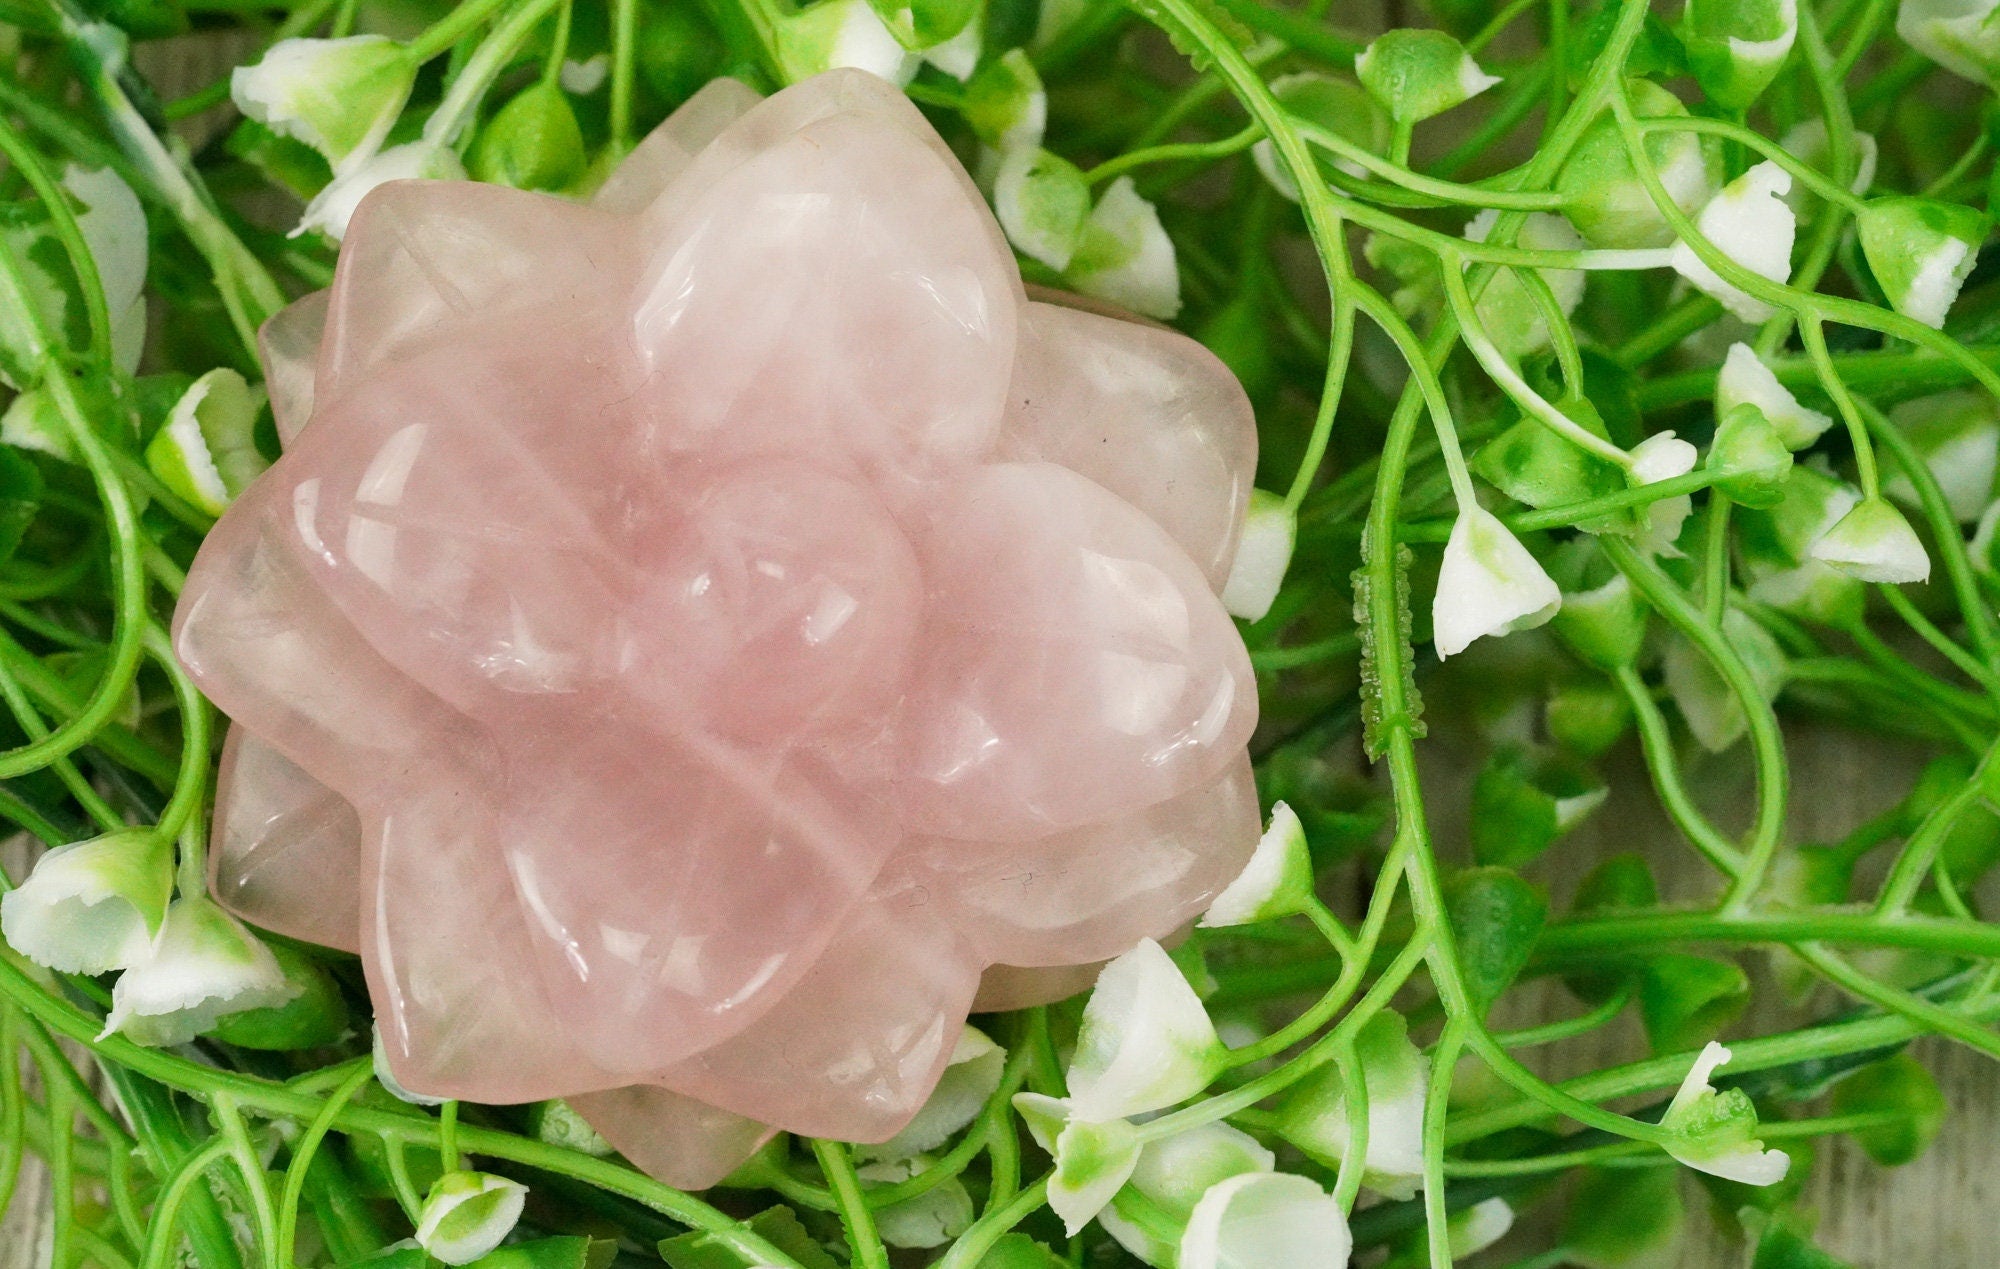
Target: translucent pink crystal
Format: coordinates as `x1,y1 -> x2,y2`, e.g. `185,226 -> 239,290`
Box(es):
177,70 -> 1260,1187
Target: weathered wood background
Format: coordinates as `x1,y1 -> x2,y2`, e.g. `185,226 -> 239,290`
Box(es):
5,26 -> 1999,1269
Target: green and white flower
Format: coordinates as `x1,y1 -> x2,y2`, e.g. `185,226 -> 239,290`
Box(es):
1897,0 -> 2000,86
1355,29 -> 1498,125
1556,80 -> 1718,249
0,830 -> 172,975
102,896 -> 299,1047
1706,404 -> 1795,508
1552,571 -> 1648,670
1809,495 -> 1932,582
1661,1042 -> 1791,1185
1778,119 -> 1878,212
776,0 -> 917,84
231,36 -> 416,171
1450,1198 -> 1516,1258
64,165 -> 147,372
1013,1093 -> 1142,1233
1066,938 -> 1225,1122
1065,177 -> 1181,319
1433,504 -> 1561,659
1855,197 -> 1987,329
1669,162 -> 1796,323
1681,0 -> 1796,109
529,1100 -> 614,1157
1178,1172 -> 1350,1269
1272,1009 -> 1428,1199
963,49 -> 1046,151
1254,73 -> 1388,201
145,369 -> 269,518
1630,431 -> 1699,555
415,1171 -> 529,1264
993,147 -> 1090,271
1092,1121 -> 1274,1266
1219,489 -> 1294,621
1201,801 -> 1314,927
1715,342 -> 1834,450
855,1155 -> 976,1247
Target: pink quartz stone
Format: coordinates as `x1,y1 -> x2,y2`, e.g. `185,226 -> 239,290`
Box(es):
175,69 -> 1260,1188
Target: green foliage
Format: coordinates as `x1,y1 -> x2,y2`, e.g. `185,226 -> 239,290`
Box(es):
1446,866 -> 1547,1012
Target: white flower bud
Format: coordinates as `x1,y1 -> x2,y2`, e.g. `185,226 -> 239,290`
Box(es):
1663,608 -> 1787,752
964,50 -> 1046,151
1670,162 -> 1796,323
1716,342 -> 1833,450
1,830 -> 172,975
1682,0 -> 1797,110
1096,1122 -> 1273,1266
1809,495 -> 1931,582
1178,1172 -> 1351,1269
1254,74 -> 1387,201
1433,504 -> 1561,659
1272,1009 -> 1428,1199
232,36 -> 416,170
1778,120 -> 1877,211
775,0 -> 918,85
1898,0 -> 2000,86
296,142 -> 467,242
1201,802 -> 1314,927
1631,431 -> 1699,556
1662,1042 -> 1790,1185
1013,1093 -> 1141,1234
415,1171 -> 529,1265
1220,490 -> 1295,622
1067,939 -> 1224,1122
1065,177 -> 1181,319
102,896 -> 299,1047
63,165 -> 147,372
145,369 -> 269,518
1355,29 -> 1498,125
1855,197 -> 1986,330
1465,209 -> 1587,360
1451,1198 -> 1516,1257
855,1156 -> 976,1247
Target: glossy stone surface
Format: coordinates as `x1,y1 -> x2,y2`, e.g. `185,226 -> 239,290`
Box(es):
175,70 -> 1259,1187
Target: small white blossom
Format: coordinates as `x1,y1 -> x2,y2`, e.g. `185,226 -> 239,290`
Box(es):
1662,1042 -> 1791,1185
102,896 -> 298,1047
1663,608 -> 1787,752
1219,490 -> 1294,621
993,146 -> 1089,271
0,830 -> 172,975
1433,504 -> 1561,659
1898,0 -> 2000,86
1066,177 -> 1181,319
856,1156 -> 976,1247
63,165 -> 147,372
1632,431 -> 1699,556
415,1171 -> 528,1265
1856,197 -> 1985,330
1201,802 -> 1314,927
1178,1172 -> 1351,1269
1670,162 -> 1796,322
1272,1010 -> 1428,1199
1067,939 -> 1223,1122
1716,342 -> 1833,450
145,369 -> 269,517
1014,1093 -> 1142,1233
1810,495 -> 1931,582
776,0 -> 918,84
559,55 -> 608,95
1355,29 -> 1498,124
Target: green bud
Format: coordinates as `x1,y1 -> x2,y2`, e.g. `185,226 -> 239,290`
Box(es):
864,0 -> 979,50
1746,560 -> 1866,629
1253,748 -> 1386,866
1469,744 -> 1608,868
963,49 -> 1047,151
210,939 -> 350,1049
1544,679 -> 1632,758
1639,953 -> 1750,1053
1200,802 -> 1316,926
1355,29 -> 1499,125
529,1100 -> 614,1157
471,83 -> 586,192
638,5 -> 724,104
1253,73 -> 1388,202
1809,496 -> 1931,583
1708,403 -> 1794,507
1662,1043 -> 1790,1185
1681,0 -> 1795,110
1830,1054 -> 1946,1166
1446,867 -> 1547,1013
1556,79 -> 1718,249
1551,572 -> 1649,669
417,1172 -> 529,1265
1855,197 -> 1987,329
993,146 -> 1090,271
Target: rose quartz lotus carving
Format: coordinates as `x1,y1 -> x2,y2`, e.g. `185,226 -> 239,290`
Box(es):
175,69 -> 1260,1188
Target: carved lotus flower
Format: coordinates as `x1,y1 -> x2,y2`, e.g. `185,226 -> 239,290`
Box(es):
174,70 -> 1260,1187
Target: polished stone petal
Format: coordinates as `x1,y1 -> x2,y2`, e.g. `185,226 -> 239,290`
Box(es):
259,290 -> 327,446
181,71 -> 1260,1176
628,73 -> 1021,473
591,78 -> 763,215
654,863 -> 979,1142
568,1085 -> 775,1190
1001,301 -> 1257,590
898,462 -> 1257,840
919,754 -> 1259,967
210,727 -> 362,953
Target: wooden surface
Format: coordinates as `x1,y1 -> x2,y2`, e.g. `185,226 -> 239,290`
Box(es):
4,33 -> 1996,1269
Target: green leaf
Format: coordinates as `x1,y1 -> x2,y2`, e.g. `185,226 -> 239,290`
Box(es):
1471,412 -> 1627,524
1544,680 -> 1632,757
1562,853 -> 1657,1004
1445,866 -> 1546,1013
1566,5 -> 1687,86
660,1207 -> 842,1269
1560,1163 -> 1684,1267
1749,1212 -> 1854,1269
1830,1053 -> 1946,1166
1639,953 -> 1750,1053
1470,744 -> 1606,868
974,1234 -> 1070,1269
